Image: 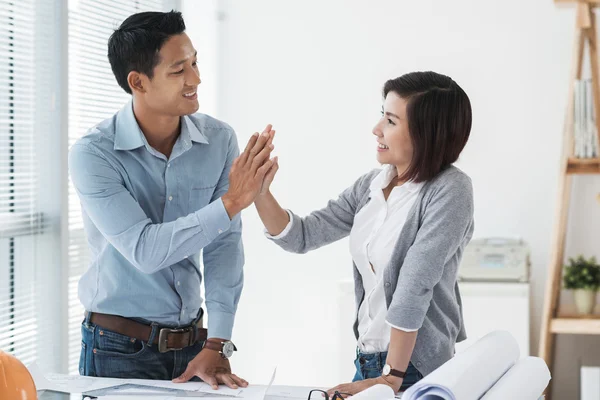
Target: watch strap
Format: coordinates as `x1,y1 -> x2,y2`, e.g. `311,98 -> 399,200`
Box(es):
202,340 -> 223,353
203,339 -> 238,355
389,368 -> 406,379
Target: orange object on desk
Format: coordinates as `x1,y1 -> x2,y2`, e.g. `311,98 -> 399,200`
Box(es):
0,350 -> 37,400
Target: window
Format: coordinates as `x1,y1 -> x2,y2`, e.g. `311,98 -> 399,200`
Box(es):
0,0 -> 45,367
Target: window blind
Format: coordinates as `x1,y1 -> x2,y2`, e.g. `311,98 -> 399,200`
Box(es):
0,0 -> 44,367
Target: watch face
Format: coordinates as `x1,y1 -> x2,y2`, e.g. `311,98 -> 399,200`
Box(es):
222,341 -> 235,358
382,364 -> 391,376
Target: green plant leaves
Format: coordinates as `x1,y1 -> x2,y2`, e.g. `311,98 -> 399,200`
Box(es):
563,254 -> 600,290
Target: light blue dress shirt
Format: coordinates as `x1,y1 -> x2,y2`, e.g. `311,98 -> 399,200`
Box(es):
69,101 -> 243,340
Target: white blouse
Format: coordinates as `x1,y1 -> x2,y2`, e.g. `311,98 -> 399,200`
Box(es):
350,165 -> 423,353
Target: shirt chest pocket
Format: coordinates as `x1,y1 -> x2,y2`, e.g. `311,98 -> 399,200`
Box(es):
188,184 -> 217,212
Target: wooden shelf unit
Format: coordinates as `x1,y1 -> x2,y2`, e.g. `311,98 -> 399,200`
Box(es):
539,2 -> 600,399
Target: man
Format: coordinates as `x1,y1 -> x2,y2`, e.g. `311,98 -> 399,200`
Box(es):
69,11 -> 275,388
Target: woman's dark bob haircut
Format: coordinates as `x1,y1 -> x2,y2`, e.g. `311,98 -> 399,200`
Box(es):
383,71 -> 472,183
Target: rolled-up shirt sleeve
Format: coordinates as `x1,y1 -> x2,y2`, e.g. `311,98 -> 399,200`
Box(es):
202,132 -> 244,340
263,209 -> 294,240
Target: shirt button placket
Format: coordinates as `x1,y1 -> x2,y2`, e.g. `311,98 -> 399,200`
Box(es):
165,162 -> 174,218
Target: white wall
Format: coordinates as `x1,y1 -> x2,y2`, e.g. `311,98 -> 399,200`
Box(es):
183,1 -> 600,397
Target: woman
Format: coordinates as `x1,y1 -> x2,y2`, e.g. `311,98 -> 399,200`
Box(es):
253,71 -> 473,395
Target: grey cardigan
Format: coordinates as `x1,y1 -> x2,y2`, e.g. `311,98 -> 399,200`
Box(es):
267,165 -> 474,376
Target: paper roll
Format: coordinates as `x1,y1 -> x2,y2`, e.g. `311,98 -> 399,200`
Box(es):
348,384 -> 395,400
480,357 -> 551,400
402,330 -> 521,400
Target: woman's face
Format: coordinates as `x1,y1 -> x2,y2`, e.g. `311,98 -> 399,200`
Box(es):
372,91 -> 413,172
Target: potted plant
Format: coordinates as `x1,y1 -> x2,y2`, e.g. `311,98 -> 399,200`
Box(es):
563,255 -> 600,315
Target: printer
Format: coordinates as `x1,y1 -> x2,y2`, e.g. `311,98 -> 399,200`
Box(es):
458,238 -> 531,282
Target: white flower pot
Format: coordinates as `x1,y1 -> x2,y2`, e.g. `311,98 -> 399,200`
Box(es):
573,289 -> 596,315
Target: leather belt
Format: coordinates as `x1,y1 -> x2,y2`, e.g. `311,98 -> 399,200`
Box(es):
86,312 -> 207,353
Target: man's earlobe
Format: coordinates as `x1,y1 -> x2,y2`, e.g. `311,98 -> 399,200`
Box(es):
127,71 -> 145,94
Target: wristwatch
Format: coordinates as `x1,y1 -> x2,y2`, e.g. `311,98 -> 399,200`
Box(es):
382,364 -> 406,379
203,339 -> 237,359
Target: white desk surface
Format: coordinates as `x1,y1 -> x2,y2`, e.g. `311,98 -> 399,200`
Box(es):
38,387 -> 544,400
39,385 -> 319,400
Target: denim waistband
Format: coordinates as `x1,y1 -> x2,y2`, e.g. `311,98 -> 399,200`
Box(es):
356,348 -> 388,365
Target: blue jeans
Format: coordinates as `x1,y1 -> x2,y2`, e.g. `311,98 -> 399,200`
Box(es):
79,313 -> 204,380
352,350 -> 423,392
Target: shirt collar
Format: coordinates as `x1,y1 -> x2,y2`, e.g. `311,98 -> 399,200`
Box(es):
369,164 -> 423,194
114,100 -> 209,151
182,114 -> 209,145
114,100 -> 145,151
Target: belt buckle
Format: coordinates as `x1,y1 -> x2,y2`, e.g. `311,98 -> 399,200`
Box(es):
158,327 -> 193,353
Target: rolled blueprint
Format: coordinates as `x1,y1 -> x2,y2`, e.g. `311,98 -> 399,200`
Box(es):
348,384 -> 395,400
402,330 -> 520,400
480,357 -> 551,400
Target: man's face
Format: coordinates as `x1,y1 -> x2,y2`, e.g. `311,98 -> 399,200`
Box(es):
142,33 -> 200,117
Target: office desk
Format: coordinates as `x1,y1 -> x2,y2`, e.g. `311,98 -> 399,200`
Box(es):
39,385 -> 319,400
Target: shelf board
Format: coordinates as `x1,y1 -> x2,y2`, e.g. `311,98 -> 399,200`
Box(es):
551,315 -> 600,334
555,0 -> 600,5
566,158 -> 600,174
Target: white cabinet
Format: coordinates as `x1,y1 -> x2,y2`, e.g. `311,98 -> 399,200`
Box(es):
456,282 -> 530,356
581,366 -> 600,400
